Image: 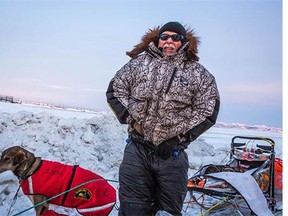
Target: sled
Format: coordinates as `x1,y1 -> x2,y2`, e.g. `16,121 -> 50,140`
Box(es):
186,136 -> 282,215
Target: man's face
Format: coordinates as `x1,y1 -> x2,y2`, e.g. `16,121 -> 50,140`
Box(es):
158,31 -> 183,56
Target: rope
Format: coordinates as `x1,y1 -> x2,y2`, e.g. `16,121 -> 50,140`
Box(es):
199,196 -> 229,216
11,178 -> 118,216
6,185 -> 21,216
235,210 -> 244,216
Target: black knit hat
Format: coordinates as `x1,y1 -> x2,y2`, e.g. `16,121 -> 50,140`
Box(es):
159,22 -> 186,37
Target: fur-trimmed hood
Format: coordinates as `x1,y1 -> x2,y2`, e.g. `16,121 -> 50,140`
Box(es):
126,27 -> 200,61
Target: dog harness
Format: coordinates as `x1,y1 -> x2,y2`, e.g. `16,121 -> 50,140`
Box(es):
21,160 -> 116,216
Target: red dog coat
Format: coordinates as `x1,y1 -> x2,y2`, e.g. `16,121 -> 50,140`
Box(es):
21,160 -> 116,215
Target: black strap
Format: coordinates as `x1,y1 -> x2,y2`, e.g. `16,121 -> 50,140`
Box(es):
61,165 -> 78,206
129,133 -> 156,151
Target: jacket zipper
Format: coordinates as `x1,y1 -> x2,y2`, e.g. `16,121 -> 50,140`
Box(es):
165,67 -> 177,94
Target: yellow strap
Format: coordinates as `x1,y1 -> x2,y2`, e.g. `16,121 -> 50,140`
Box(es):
259,137 -> 275,146
199,196 -> 229,216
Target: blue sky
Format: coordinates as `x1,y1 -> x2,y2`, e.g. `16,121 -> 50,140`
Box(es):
0,0 -> 283,128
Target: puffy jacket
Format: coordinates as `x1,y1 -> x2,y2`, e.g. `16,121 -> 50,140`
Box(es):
106,27 -> 220,146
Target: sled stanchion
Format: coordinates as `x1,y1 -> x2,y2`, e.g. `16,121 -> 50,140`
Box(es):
269,151 -> 276,212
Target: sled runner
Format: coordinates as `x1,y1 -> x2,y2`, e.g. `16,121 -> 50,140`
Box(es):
187,136 -> 282,215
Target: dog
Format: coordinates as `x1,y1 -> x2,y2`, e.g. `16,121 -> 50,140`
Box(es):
0,146 -> 116,216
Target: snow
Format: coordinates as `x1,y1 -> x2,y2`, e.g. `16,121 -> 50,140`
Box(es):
0,102 -> 283,215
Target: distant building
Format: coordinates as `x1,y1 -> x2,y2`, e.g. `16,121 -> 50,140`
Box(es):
0,95 -> 20,103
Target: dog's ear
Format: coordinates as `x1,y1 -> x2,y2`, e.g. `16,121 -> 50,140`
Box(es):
13,152 -> 25,166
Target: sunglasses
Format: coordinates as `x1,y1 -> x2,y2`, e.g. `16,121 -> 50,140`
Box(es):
159,34 -> 184,42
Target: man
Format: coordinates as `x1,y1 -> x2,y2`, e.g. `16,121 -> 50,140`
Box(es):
106,21 -> 220,215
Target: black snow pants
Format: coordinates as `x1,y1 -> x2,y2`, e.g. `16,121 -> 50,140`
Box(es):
118,136 -> 189,216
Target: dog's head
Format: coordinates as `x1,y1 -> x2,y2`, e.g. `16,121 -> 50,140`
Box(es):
0,146 -> 35,174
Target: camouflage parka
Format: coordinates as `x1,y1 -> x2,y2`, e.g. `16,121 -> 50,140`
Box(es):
106,27 -> 220,146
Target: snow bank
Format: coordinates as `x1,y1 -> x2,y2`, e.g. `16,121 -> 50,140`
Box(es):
0,109 -> 222,215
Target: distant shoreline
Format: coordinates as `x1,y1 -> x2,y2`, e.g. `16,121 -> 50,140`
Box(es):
0,101 -> 282,133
